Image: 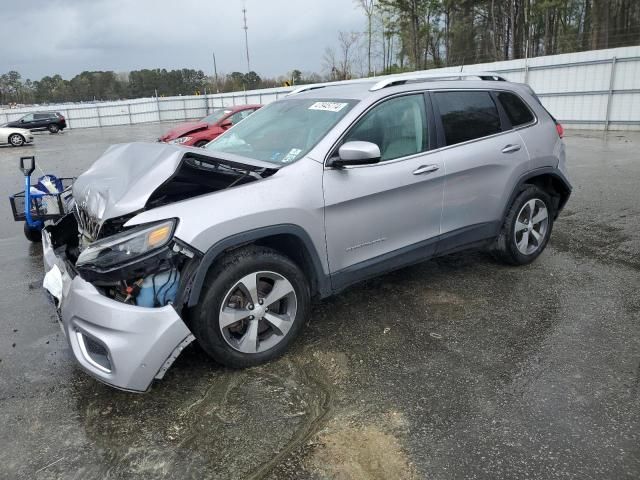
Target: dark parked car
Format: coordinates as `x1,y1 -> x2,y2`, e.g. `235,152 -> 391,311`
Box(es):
6,112 -> 67,133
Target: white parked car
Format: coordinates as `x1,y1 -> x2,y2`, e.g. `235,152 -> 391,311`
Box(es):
0,126 -> 34,147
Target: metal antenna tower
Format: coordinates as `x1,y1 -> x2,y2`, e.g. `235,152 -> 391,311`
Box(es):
242,2 -> 251,73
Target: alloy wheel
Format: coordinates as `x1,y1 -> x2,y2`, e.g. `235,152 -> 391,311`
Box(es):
219,271 -> 297,354
9,134 -> 24,146
514,198 -> 549,255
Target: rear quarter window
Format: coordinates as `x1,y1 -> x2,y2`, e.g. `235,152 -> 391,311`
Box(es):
496,91 -> 535,127
434,91 -> 501,146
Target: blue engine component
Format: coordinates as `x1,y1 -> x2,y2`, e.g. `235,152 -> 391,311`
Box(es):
136,269 -> 180,308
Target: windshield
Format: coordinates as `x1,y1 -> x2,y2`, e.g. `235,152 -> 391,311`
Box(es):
201,109 -> 231,124
205,98 -> 357,164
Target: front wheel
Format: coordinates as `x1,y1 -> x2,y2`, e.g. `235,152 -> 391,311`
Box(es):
191,246 -> 310,368
48,124 -> 59,133
494,185 -> 554,265
24,223 -> 43,242
8,133 -> 25,147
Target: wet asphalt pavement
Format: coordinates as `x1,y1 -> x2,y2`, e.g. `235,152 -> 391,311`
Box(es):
0,125 -> 638,480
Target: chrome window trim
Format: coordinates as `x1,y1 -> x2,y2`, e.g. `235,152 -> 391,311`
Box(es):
323,86 -> 540,169
431,87 -> 539,131
430,88 -> 539,152
323,90 -> 433,170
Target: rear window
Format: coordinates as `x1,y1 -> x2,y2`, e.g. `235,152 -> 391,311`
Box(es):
34,114 -> 49,120
496,91 -> 534,127
435,91 -> 501,146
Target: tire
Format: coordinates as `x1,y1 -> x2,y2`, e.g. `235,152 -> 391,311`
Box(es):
24,223 -> 42,243
48,124 -> 59,133
191,246 -> 310,368
194,140 -> 208,148
8,133 -> 25,147
494,185 -> 554,265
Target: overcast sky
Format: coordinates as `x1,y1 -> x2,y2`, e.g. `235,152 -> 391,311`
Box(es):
1,0 -> 364,80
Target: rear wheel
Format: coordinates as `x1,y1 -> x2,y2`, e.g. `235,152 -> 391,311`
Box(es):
24,223 -> 42,242
494,185 -> 554,265
48,124 -> 59,133
8,133 -> 24,147
192,246 -> 310,368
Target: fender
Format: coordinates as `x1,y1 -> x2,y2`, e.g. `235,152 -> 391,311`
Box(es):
502,167 -> 572,221
185,224 -> 331,307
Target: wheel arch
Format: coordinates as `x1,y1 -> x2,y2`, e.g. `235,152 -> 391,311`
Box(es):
185,224 -> 331,308
504,168 -> 572,220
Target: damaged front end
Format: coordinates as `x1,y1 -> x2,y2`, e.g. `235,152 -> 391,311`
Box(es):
42,142 -> 279,392
48,214 -> 196,309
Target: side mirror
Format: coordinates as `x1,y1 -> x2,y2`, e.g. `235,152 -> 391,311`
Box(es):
328,141 -> 381,168
20,119 -> 25,123
220,119 -> 232,129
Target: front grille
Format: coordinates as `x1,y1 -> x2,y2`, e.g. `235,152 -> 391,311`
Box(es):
75,205 -> 102,242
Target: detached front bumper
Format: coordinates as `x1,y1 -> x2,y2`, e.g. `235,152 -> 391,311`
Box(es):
42,229 -> 194,392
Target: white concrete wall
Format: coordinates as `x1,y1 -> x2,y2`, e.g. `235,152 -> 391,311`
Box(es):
2,45 -> 639,131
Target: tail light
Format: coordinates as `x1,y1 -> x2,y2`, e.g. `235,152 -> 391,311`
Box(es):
555,122 -> 564,138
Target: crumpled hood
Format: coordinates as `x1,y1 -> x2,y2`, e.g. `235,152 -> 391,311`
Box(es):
73,142 -> 185,222
73,142 -> 281,223
159,121 -> 208,141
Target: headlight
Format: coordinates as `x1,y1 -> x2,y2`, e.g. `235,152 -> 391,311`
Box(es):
169,136 -> 192,145
76,220 -> 176,269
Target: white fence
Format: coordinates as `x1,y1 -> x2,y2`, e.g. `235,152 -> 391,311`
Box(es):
2,45 -> 639,131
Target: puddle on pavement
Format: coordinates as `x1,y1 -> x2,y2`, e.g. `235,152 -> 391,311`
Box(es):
72,353 -> 333,479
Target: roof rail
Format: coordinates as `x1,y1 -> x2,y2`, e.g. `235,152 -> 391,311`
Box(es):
286,77 -> 378,96
369,71 -> 507,91
286,85 -> 326,96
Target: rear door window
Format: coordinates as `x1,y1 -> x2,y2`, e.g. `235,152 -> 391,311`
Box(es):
434,91 -> 501,146
496,91 -> 534,127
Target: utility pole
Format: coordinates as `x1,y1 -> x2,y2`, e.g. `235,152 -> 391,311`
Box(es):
242,2 -> 251,73
212,50 -> 219,93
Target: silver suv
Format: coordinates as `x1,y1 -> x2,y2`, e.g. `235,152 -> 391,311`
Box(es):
42,72 -> 571,392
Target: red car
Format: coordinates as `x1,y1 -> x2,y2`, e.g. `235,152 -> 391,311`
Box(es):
158,104 -> 261,147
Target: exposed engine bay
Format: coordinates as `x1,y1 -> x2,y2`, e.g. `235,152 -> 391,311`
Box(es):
46,146 -> 278,310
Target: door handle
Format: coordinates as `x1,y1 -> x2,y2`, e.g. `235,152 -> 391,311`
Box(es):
501,144 -> 521,153
412,164 -> 440,175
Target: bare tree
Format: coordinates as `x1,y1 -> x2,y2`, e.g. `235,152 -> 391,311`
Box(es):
337,31 -> 362,80
322,46 -> 340,81
355,0 -> 376,75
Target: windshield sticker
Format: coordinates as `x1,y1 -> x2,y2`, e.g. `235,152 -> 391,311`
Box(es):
308,102 -> 348,112
270,151 -> 282,161
282,148 -> 302,163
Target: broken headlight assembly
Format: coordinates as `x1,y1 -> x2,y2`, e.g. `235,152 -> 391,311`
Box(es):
76,219 -> 176,270
72,218 -> 198,308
